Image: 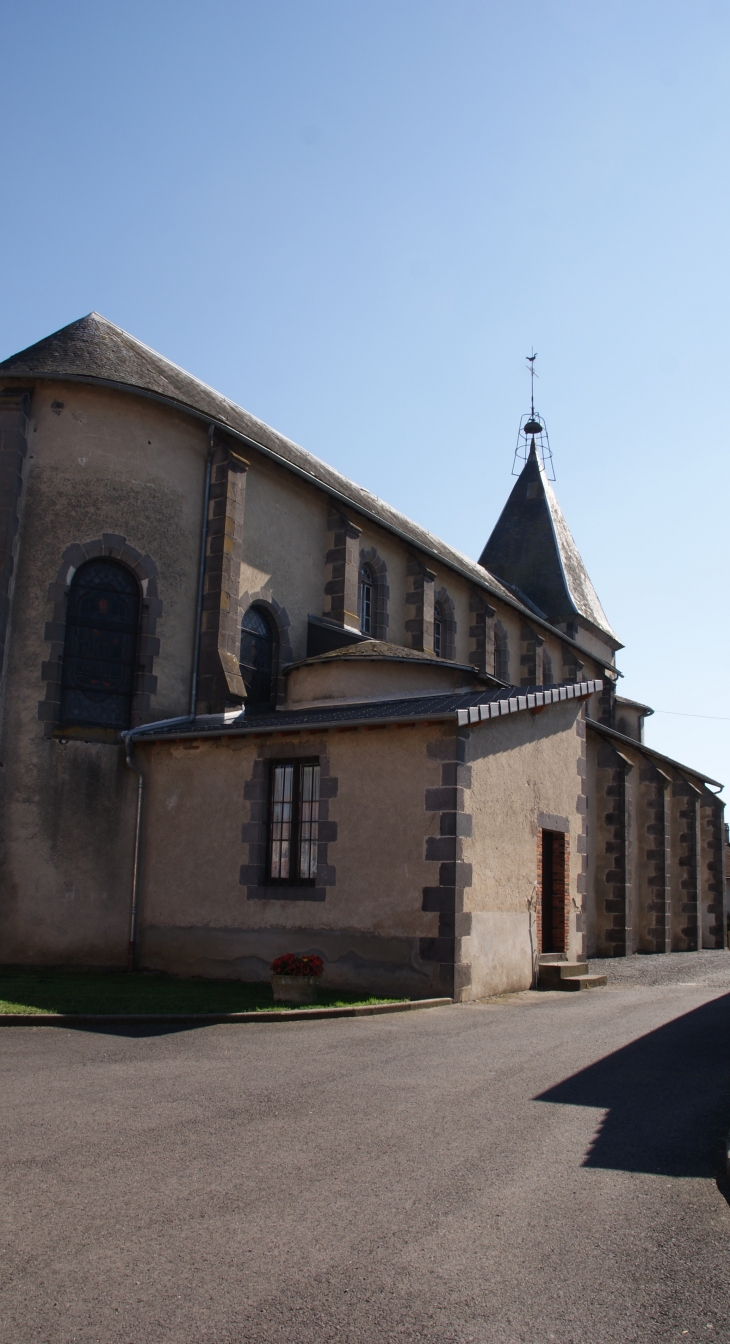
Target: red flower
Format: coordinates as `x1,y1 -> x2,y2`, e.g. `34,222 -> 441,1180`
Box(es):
270,953 -> 324,977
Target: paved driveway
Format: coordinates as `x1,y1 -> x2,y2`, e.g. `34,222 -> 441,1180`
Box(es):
2,953 -> 730,1344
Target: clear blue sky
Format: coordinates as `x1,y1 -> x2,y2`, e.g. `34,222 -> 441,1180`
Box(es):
2,1 -> 728,785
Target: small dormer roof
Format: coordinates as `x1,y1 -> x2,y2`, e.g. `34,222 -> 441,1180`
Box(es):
479,442 -> 619,646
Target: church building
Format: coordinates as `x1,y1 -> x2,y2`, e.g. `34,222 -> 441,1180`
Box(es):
0,314 -> 724,997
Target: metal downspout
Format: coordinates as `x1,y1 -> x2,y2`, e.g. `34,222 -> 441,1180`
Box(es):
125,736 -> 144,972
124,425 -> 216,971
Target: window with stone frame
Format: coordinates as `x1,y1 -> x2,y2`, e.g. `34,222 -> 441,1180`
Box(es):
268,759 -> 321,885
358,547 -> 389,640
59,559 -> 141,731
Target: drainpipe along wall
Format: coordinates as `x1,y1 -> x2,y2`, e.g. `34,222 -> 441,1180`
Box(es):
123,423 -> 216,971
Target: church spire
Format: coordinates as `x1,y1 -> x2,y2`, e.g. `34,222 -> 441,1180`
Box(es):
479,370 -> 619,648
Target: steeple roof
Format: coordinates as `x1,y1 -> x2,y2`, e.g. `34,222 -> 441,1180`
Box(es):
479,442 -> 618,645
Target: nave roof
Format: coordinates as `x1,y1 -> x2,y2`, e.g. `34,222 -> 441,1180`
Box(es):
0,313 -> 618,669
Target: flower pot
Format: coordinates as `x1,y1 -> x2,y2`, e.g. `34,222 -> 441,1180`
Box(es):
271,974 -> 319,1005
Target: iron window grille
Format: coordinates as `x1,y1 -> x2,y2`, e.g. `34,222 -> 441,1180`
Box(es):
267,759 -> 320,885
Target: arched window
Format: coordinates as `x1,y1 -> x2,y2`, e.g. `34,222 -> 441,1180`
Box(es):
434,602 -> 444,658
542,650 -> 554,685
494,623 -> 509,681
358,564 -> 374,636
60,559 -> 141,730
240,605 -> 277,712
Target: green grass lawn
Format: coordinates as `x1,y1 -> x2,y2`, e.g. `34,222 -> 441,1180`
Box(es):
0,968 -> 402,1015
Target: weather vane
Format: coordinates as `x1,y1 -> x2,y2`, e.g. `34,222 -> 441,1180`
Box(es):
526,350 -> 537,418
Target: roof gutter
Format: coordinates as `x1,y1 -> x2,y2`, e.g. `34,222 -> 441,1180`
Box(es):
15,370 -> 622,674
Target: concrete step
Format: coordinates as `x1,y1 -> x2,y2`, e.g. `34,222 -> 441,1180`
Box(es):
538,961 -> 588,988
555,973 -> 608,991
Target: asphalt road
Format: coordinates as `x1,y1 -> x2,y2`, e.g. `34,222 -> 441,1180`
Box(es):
2,953 -> 730,1344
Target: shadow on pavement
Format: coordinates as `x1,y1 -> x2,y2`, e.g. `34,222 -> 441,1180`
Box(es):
67,1023 -> 199,1038
535,991 -> 730,1182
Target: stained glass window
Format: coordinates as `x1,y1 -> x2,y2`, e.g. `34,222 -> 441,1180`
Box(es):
268,760 -> 320,884
240,605 -> 277,711
59,560 -> 140,730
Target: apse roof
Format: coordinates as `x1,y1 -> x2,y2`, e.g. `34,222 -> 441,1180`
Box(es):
479,442 -> 618,645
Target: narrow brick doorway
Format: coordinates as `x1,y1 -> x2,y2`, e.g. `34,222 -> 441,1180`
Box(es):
540,830 -> 568,954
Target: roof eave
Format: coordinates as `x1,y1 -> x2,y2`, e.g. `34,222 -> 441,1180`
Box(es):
4,366 -> 624,666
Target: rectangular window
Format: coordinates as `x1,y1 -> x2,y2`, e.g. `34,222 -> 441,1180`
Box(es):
268,760 -> 320,884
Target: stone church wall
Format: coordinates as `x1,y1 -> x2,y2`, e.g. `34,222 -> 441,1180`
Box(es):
0,371 -> 633,975
136,721 -> 447,997
585,728 -> 726,957
461,699 -> 586,999
0,382 -> 207,964
132,703 -> 589,999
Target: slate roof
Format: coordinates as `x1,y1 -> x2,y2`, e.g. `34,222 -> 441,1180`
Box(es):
479,441 -> 618,645
134,679 -> 603,741
0,313 -> 525,601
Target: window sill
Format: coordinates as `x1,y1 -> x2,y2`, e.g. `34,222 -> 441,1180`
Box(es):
245,884 -> 326,902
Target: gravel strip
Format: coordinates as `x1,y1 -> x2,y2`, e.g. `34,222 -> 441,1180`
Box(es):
589,947 -> 730,988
